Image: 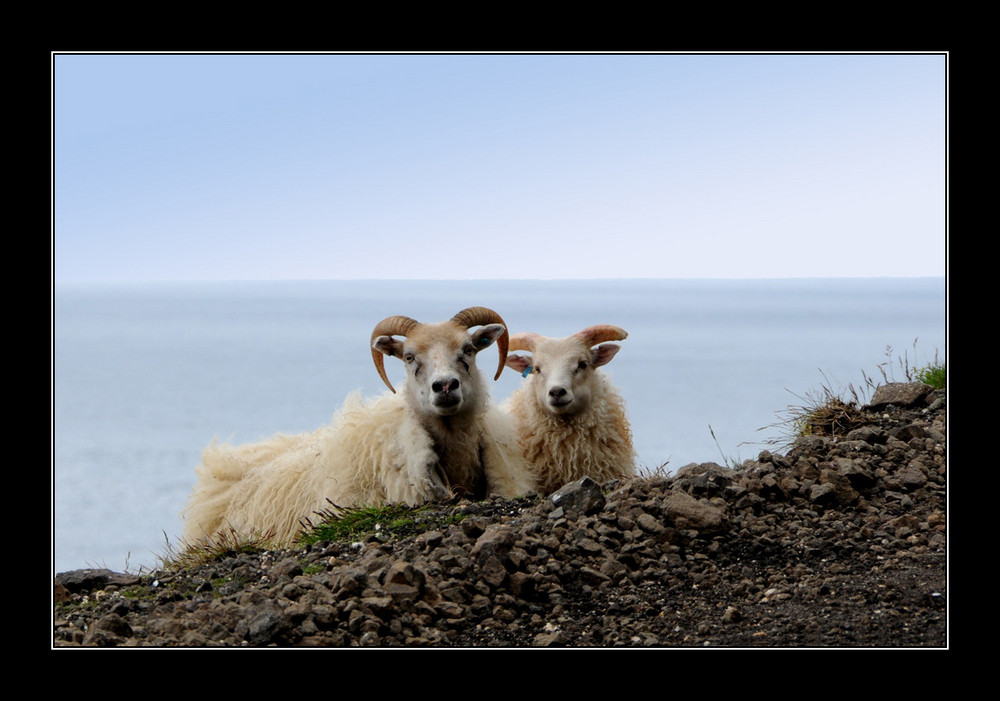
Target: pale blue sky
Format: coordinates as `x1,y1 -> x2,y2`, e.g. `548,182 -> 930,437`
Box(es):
53,52 -> 947,282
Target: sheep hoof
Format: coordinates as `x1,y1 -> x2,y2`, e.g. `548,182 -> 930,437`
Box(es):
427,464 -> 451,500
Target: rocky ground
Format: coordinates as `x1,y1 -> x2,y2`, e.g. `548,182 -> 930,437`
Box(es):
53,382 -> 947,648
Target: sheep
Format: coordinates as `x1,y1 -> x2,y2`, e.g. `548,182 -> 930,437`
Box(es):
501,325 -> 636,495
181,306 -> 534,546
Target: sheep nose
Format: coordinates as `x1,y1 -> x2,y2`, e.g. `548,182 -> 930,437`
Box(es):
548,387 -> 568,399
433,378 -> 460,395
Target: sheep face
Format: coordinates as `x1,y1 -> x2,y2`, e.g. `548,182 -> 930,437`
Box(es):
371,308 -> 510,420
375,322 -> 505,417
507,335 -> 621,416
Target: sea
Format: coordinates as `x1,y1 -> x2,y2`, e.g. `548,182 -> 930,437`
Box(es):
52,277 -> 947,574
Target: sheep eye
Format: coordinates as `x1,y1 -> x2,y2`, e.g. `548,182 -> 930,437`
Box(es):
533,365 -> 542,374
404,353 -> 415,363
577,360 -> 588,371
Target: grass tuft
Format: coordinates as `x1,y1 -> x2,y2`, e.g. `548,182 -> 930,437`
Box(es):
761,339 -> 944,454
159,527 -> 278,571
792,393 -> 867,438
298,501 -> 463,546
916,355 -> 946,389
762,383 -> 858,451
637,460 -> 672,478
863,339 -> 946,392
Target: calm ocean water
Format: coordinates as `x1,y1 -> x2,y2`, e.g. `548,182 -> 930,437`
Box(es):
52,278 -> 946,574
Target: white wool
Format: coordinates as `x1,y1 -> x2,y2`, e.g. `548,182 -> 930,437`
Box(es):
182,390 -> 533,546
504,371 -> 636,496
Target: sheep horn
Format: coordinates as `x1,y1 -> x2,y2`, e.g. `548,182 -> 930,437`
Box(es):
450,307 -> 509,381
508,332 -> 544,353
370,315 -> 421,393
576,325 -> 629,347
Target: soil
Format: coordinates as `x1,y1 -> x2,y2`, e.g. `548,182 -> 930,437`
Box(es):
53,383 -> 947,649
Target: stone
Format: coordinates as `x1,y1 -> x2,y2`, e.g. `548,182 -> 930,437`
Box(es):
899,468 -> 928,491
472,525 -> 516,563
549,477 -> 606,517
52,397 -> 947,649
662,490 -> 728,533
868,382 -> 933,408
55,568 -> 141,594
819,468 -> 860,505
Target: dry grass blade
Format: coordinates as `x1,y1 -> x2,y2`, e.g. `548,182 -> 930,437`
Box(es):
160,527 -> 278,570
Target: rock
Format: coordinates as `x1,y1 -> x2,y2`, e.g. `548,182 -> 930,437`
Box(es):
898,467 -> 929,491
533,631 -> 563,647
722,606 -> 742,623
54,581 -> 72,604
868,382 -> 934,408
819,468 -> 860,505
672,462 -> 736,497
81,613 -> 134,646
549,477 -> 606,517
636,512 -> 666,535
242,601 -> 290,645
846,426 -> 887,444
471,525 -> 516,562
55,568 -> 141,594
53,396 -> 947,649
832,457 -> 877,490
270,557 -> 303,580
479,556 -> 509,588
662,490 -> 728,533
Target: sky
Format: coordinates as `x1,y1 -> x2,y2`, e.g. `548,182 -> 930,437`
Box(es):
52,52 -> 947,282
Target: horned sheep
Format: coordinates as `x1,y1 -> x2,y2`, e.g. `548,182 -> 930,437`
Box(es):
502,325 -> 636,495
181,307 -> 534,546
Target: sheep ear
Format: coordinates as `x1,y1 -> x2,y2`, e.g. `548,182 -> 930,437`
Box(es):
469,323 -> 506,351
373,335 -> 404,358
591,343 -> 621,368
505,353 -> 532,375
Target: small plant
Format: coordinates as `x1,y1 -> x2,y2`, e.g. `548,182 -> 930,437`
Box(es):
637,460 -> 672,479
160,527 -> 277,571
918,363 -> 946,389
762,375 -> 866,452
793,393 -> 866,438
709,425 -> 742,468
864,339 -> 945,391
298,501 -> 463,546
916,352 -> 946,389
762,339 -> 943,453
301,562 -> 326,576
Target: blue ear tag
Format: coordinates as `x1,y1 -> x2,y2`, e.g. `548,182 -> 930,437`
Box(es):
522,365 -> 532,378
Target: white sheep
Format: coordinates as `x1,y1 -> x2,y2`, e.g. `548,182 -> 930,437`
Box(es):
502,325 -> 636,495
181,307 -> 534,546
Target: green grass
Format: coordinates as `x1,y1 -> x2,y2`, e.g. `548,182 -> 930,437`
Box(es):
916,359 -> 946,389
864,340 -> 946,392
157,501 -> 466,571
762,340 -> 945,451
297,502 -> 464,546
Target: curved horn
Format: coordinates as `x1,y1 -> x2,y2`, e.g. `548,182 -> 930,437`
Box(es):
450,306 -> 509,381
370,315 -> 421,393
575,325 -> 628,348
508,332 -> 544,353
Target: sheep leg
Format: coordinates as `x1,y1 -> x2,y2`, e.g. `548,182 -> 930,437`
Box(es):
401,451 -> 450,502
422,457 -> 452,500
